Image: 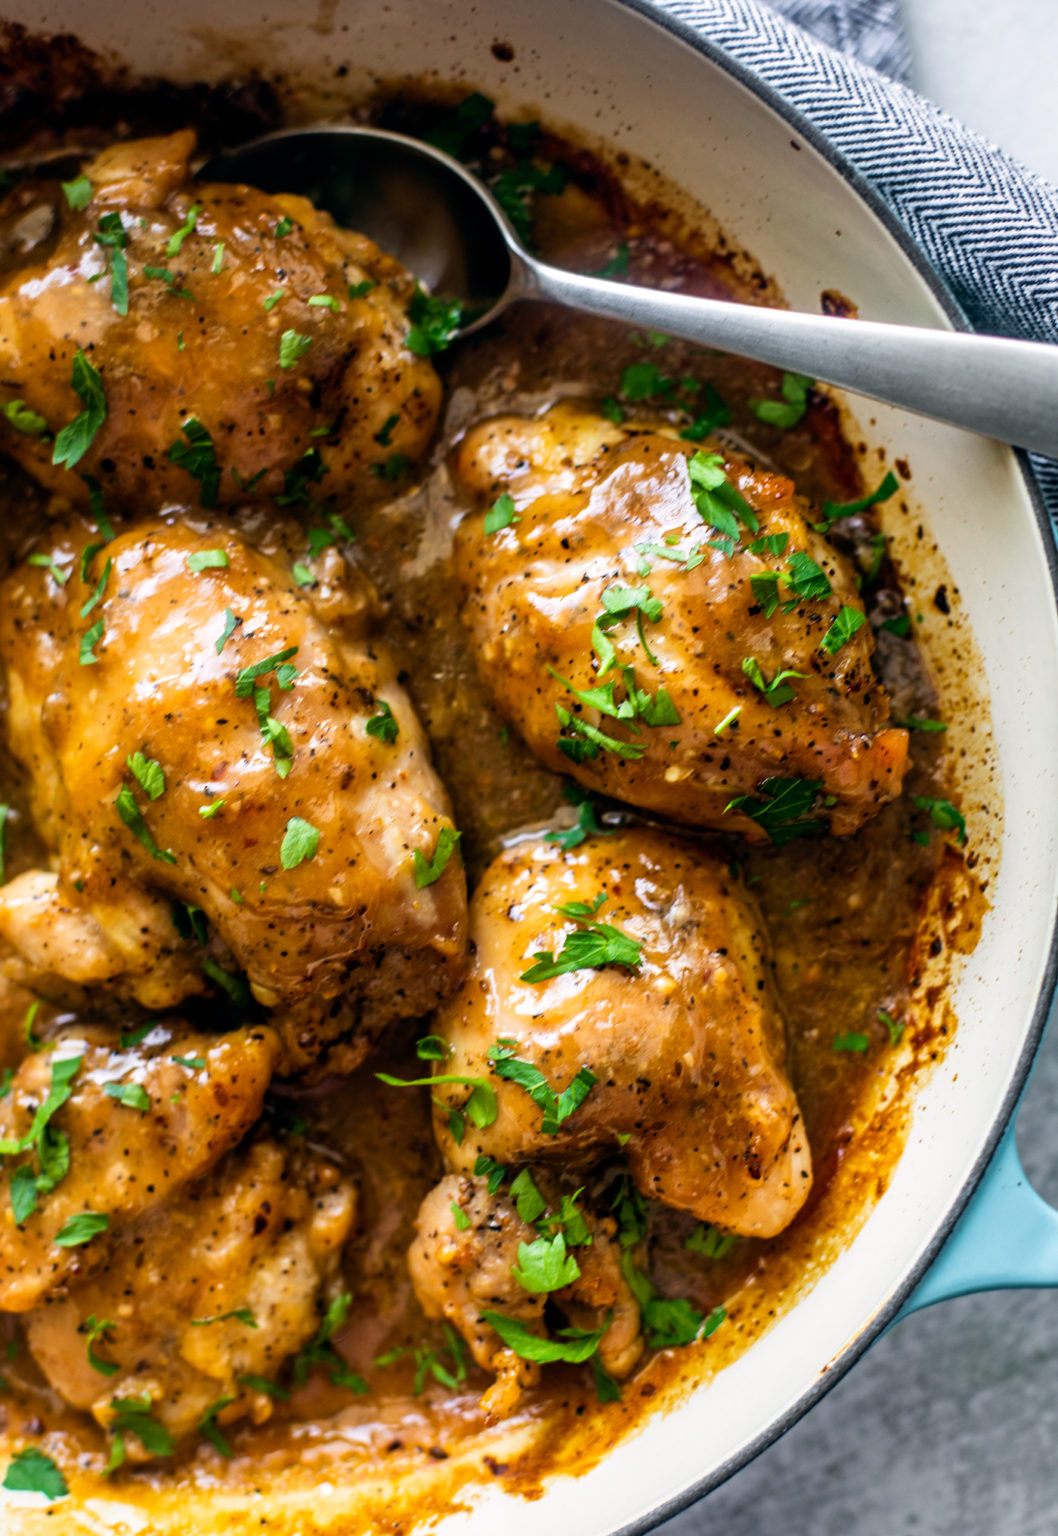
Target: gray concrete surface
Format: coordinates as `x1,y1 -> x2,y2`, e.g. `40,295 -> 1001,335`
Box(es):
664,11 -> 1058,1530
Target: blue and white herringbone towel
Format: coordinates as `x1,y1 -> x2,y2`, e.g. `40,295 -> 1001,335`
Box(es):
655,0 -> 1058,514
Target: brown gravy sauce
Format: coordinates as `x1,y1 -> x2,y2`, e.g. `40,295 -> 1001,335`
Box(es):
0,58 -> 986,1531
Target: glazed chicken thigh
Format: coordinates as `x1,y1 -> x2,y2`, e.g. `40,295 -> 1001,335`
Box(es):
428,829 -> 812,1239
409,1172 -> 643,1419
26,1138 -> 356,1457
0,517 -> 466,1072
0,1020 -> 279,1312
453,403 -> 909,839
0,130 -> 441,512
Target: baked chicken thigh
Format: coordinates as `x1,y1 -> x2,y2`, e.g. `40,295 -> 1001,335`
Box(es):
428,829 -> 811,1239
453,403 -> 909,839
0,517 -> 466,1073
26,1138 -> 356,1458
0,130 -> 441,511
0,1020 -> 279,1312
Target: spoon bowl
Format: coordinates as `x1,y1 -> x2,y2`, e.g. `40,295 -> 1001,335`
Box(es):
202,124 -> 1058,457
202,126 -> 517,329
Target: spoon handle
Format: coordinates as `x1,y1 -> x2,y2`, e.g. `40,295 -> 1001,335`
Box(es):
528,261 -> 1058,457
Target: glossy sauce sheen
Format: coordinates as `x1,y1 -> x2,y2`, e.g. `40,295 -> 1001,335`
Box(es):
0,85 -> 977,1525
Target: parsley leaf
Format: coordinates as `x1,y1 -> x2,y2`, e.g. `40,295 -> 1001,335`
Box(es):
215,607 -> 240,654
126,752 -> 165,801
426,90 -> 495,157
197,1394 -> 237,1458
687,450 -> 759,546
741,656 -> 806,708
2,1447 -> 68,1500
105,1396 -> 173,1472
481,1310 -> 610,1365
415,1034 -> 448,1061
62,174 -> 92,211
833,1032 -> 869,1053
819,471 -> 899,524
115,784 -> 176,864
413,826 -> 462,888
278,330 -> 312,369
84,1314 -> 119,1377
365,700 -> 399,744
348,279 -> 375,300
750,372 -> 813,429
291,1292 -> 367,1394
79,617 -> 104,665
484,492 -> 519,534
201,957 -> 251,1008
519,896 -> 641,982
166,203 -> 201,257
280,816 -> 320,871
724,776 -> 825,847
406,286 -> 463,356
186,549 -> 229,573
475,1153 -> 508,1195
783,550 -> 832,602
913,796 -> 967,845
191,1308 -> 256,1328
487,1041 -> 597,1136
52,349 -> 106,471
92,212 -> 129,317
103,1081 -> 150,1113
376,1070 -> 497,1132
554,703 -> 647,762
274,216 -> 294,239
894,716 -> 947,733
545,783 -> 621,851
4,400 -> 48,436
685,1224 -> 738,1260
509,1167 -> 547,1223
54,1210 -> 108,1247
168,418 -> 221,509
512,1231 -> 581,1293
820,605 -> 867,657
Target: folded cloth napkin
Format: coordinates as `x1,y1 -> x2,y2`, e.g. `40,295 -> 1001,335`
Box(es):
656,0 -> 1058,513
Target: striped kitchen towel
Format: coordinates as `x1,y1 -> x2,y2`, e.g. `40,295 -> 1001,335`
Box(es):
655,0 -> 1058,513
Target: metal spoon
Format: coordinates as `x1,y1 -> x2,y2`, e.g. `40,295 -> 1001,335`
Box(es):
202,125 -> 1058,458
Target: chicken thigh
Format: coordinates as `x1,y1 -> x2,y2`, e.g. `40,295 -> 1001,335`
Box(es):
0,1020 -> 279,1311
408,1171 -> 643,1419
0,516 -> 466,1073
0,130 -> 441,511
453,402 -> 909,840
429,829 -> 812,1240
25,1138 -> 356,1459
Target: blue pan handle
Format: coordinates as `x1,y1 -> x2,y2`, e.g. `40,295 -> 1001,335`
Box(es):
898,1117 -> 1058,1318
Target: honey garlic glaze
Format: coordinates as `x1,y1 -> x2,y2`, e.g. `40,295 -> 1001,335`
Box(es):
0,72 -> 988,1534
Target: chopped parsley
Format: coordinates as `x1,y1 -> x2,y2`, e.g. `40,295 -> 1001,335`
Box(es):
894,715 -> 947,733
879,612 -> 910,637
426,90 -> 495,157
105,1396 -> 173,1472
481,1310 -> 609,1365
621,1253 -> 725,1348
725,776 -> 825,846
413,825 -> 462,888
238,1373 -> 289,1400
4,400 -> 48,436
191,1308 -> 256,1328
52,349 -> 106,471
263,289 -> 284,312
166,203 -> 202,257
750,372 -> 813,429
168,417 -> 221,508
92,212 -> 129,317
818,471 -> 899,525
820,605 -> 867,657
450,1201 -> 471,1231
197,1394 -> 237,1458
2,1447 -> 68,1501
554,702 -> 647,763
679,382 -> 732,441
171,1054 -> 206,1069
519,895 -> 642,982
373,412 -> 399,447
509,1167 -> 547,1223
115,784 -> 175,864
415,1034 -> 448,1061
79,555 -> 111,618
475,1153 -> 508,1196
376,1069 -> 497,1142
234,647 -> 298,697
54,1210 -> 108,1247
84,1314 -> 119,1376
201,957 -> 251,1008
274,216 -> 294,239
348,279 -> 375,300
685,1224 -> 738,1260
747,533 -> 789,558
365,700 -> 399,744
62,174 -> 92,211
491,156 -> 567,246
211,242 -> 225,274
595,243 -> 630,278
687,450 -> 759,550
741,656 -> 806,708
79,617 -> 104,665
102,1081 -> 150,1113
545,782 -> 621,851
280,816 -> 320,871
878,1008 -> 905,1045
592,583 -> 663,671
291,1292 -> 367,1394
277,448 -> 328,506
406,286 -> 463,356
186,549 -> 229,573
126,752 -> 164,801
913,796 -> 967,845
713,704 -> 742,736
783,550 -> 833,602
369,452 -> 411,482
487,1039 -> 596,1136
512,1231 -> 580,1293
27,551 -> 69,585
833,1032 -> 869,1053
215,607 -> 240,654
278,329 -> 312,369
484,492 -> 519,534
